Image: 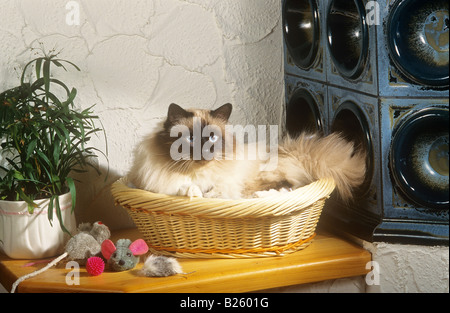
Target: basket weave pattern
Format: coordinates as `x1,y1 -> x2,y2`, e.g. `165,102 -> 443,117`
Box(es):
111,177 -> 335,258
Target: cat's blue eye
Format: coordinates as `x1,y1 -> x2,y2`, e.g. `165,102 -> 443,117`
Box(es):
209,135 -> 219,143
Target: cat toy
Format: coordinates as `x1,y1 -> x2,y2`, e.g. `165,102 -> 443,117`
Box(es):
10,222 -> 190,293
10,221 -> 111,293
100,239 -> 189,277
85,256 -> 105,276
139,254 -> 185,277
101,238 -> 149,271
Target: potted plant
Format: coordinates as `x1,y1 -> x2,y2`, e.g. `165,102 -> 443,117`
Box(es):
0,52 -> 106,259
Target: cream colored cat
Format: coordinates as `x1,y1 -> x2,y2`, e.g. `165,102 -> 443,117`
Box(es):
127,103 -> 366,201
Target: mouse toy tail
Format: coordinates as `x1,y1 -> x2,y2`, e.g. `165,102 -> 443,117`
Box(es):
10,252 -> 68,293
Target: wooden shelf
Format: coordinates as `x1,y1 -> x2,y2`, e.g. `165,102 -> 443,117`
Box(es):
0,228 -> 371,293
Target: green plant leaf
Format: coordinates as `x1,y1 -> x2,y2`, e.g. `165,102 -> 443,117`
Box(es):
43,59 -> 51,95
36,150 -> 52,169
21,57 -> 44,84
17,188 -> 38,214
48,78 -> 71,98
55,197 -> 71,235
13,171 -> 24,180
66,177 -> 76,213
48,195 -> 54,226
52,59 -> 66,70
51,174 -> 62,194
63,88 -> 77,106
43,90 -> 62,107
26,139 -> 37,160
1,51 -> 108,231
35,58 -> 43,80
52,141 -> 61,169
54,59 -> 81,72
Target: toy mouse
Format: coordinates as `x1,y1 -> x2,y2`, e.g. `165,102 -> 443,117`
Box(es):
101,238 -> 149,271
65,221 -> 111,265
11,221 -> 111,293
139,255 -> 184,277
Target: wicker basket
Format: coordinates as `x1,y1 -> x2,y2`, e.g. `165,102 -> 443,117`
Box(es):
111,177 -> 335,258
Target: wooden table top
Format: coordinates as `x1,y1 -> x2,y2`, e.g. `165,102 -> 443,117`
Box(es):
0,228 -> 371,293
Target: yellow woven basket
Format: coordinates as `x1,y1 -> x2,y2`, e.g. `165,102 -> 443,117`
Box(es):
111,177 -> 335,258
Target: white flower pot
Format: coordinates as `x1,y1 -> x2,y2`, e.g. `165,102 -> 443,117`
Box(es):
0,192 -> 76,259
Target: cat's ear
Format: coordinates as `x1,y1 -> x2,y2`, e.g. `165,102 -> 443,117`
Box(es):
211,103 -> 232,122
167,103 -> 191,124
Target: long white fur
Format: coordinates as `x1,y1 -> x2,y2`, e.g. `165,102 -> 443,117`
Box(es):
128,106 -> 366,202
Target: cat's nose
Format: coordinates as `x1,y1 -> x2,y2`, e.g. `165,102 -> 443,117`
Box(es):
119,260 -> 125,266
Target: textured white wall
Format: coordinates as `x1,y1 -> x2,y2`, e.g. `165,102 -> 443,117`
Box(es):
0,0 -> 284,229
1,1 -> 448,294
365,241 -> 449,293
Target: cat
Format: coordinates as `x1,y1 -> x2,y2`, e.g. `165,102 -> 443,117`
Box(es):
127,103 -> 366,201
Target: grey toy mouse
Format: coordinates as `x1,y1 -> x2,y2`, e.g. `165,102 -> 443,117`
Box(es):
139,255 -> 184,277
65,221 -> 111,265
101,238 -> 149,271
11,221 -> 111,293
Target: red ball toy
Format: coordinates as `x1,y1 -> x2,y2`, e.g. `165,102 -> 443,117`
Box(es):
86,256 -> 105,276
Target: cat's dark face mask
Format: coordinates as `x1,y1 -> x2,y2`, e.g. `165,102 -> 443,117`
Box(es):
163,103 -> 233,165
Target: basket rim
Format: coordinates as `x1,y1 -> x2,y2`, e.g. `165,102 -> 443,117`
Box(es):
111,176 -> 336,219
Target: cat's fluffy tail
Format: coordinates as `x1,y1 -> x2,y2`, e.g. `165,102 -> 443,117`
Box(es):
277,133 -> 367,202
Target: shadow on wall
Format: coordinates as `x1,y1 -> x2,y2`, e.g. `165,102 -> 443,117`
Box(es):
72,165 -> 135,231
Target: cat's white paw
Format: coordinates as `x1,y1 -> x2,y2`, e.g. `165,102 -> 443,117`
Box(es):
178,184 -> 203,198
187,185 -> 203,198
